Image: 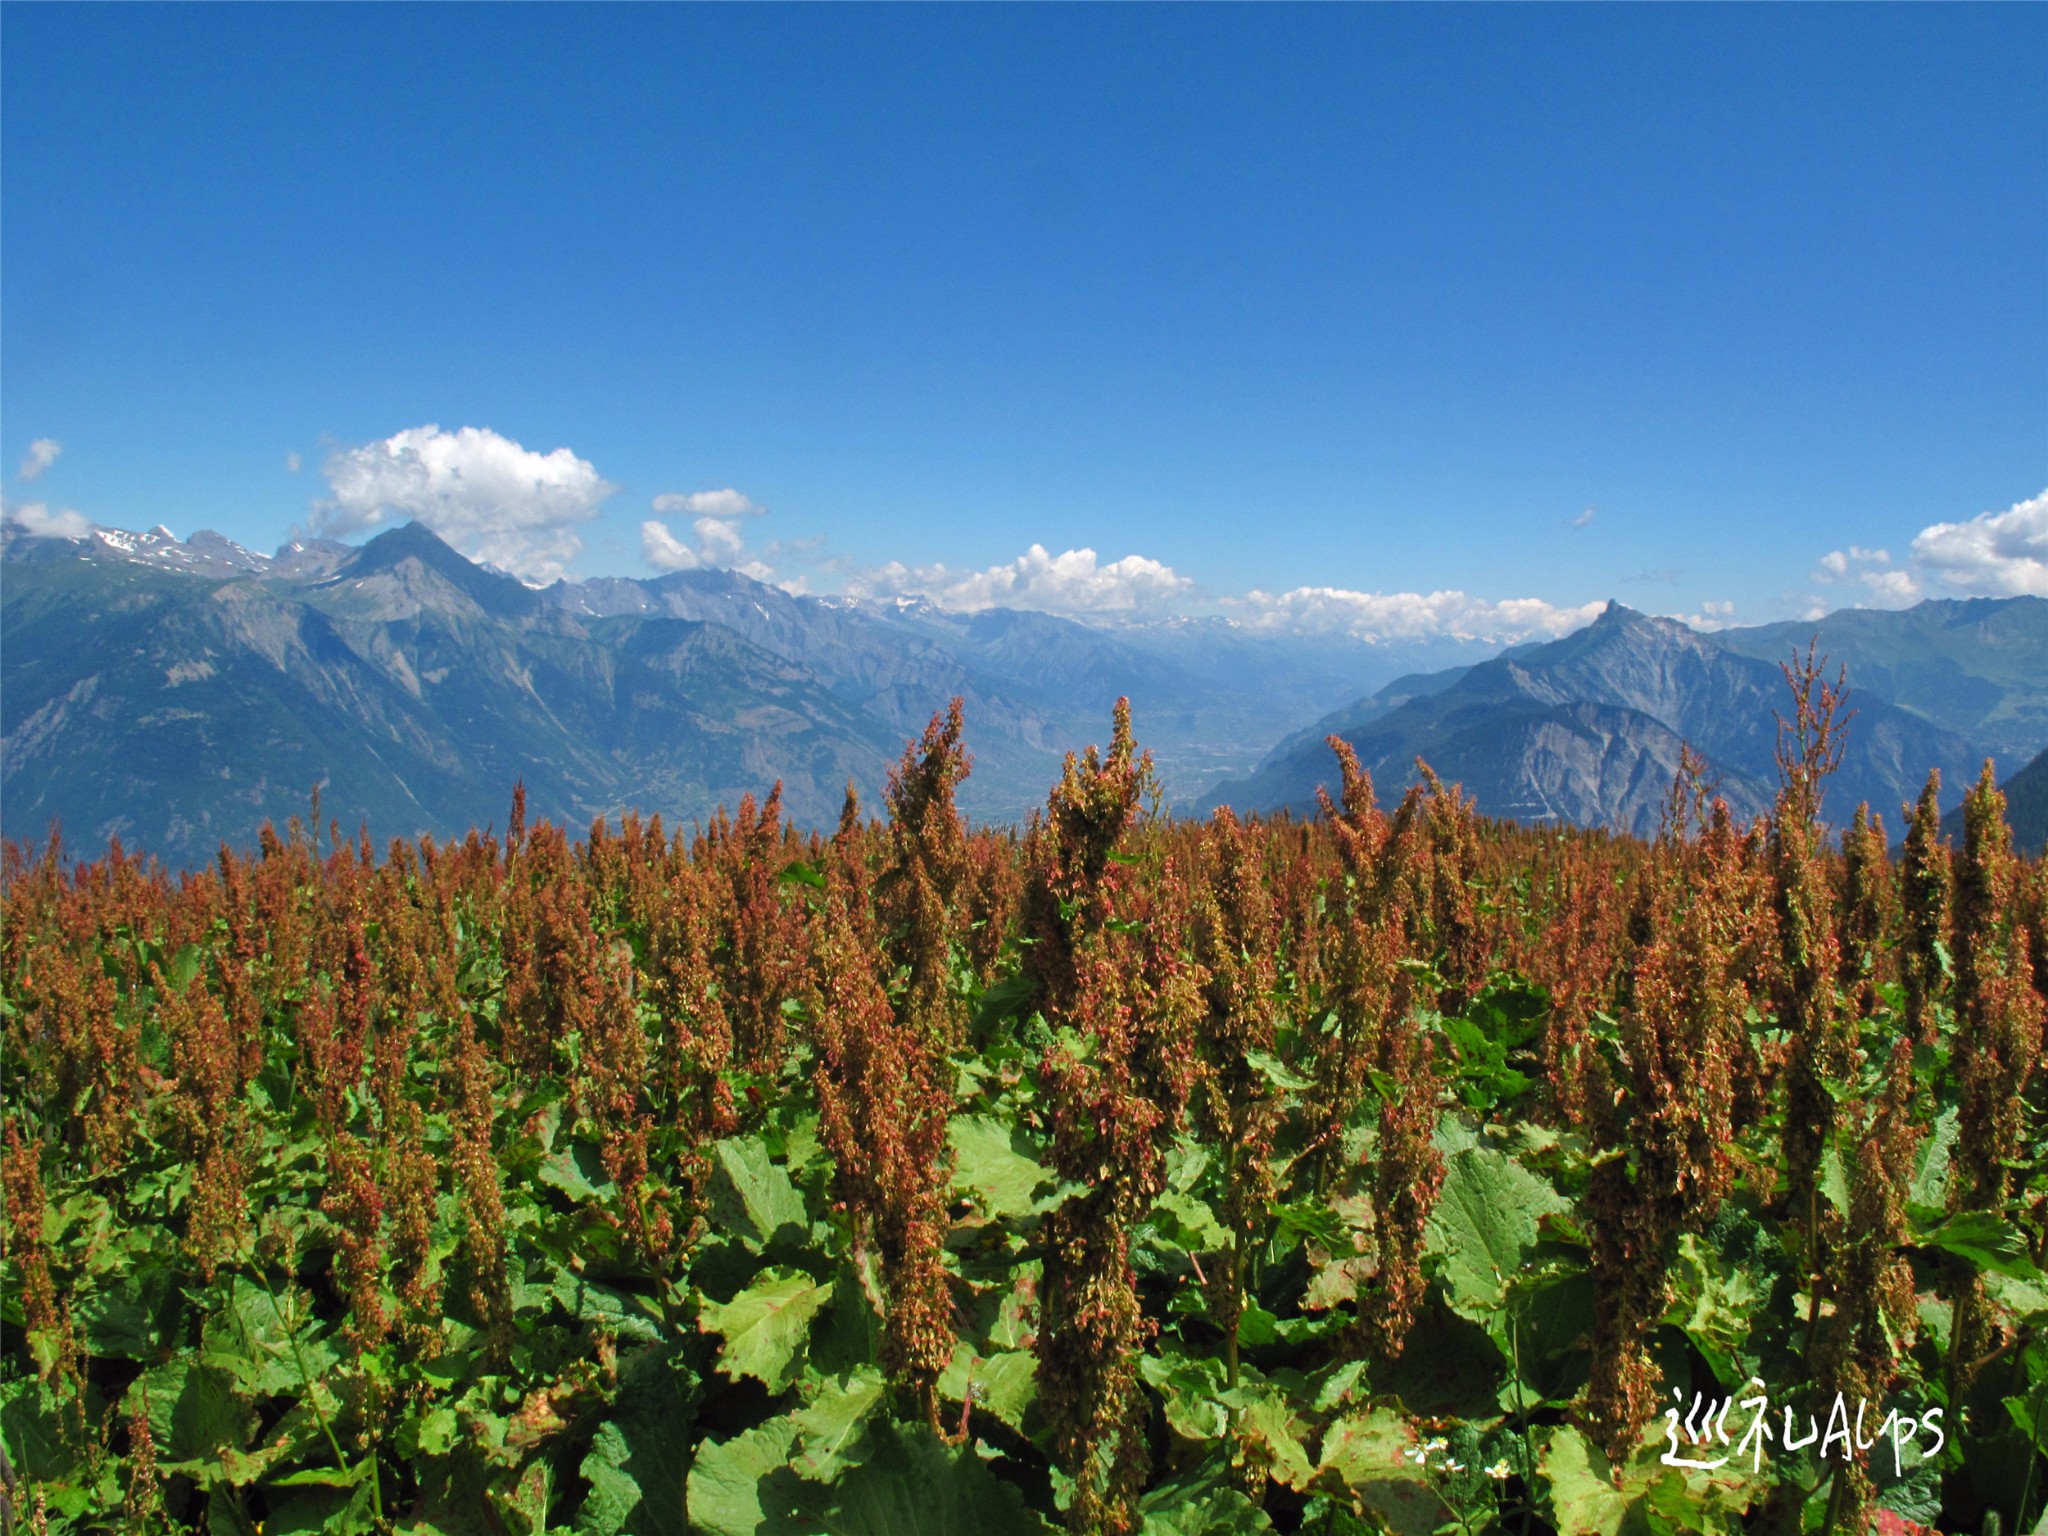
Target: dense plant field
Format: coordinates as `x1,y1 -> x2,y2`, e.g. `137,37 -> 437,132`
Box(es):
4,671 -> 2046,1536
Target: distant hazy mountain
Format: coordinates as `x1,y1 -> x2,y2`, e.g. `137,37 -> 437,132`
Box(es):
17,517 -> 2037,862
1202,600 -> 2033,838
2,518 -> 1461,863
1941,746 -> 2048,855
1712,598 -> 2048,767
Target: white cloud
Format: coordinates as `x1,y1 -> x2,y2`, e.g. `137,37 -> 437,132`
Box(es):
1909,489 -> 2047,597
1226,586 -> 1605,644
1665,599 -> 1738,631
846,544 -> 1194,615
651,488 -> 764,519
1806,489 -> 2047,611
4,501 -> 91,540
1569,506 -> 1596,529
18,439 -> 61,482
1808,543 -> 1919,605
313,424 -> 615,583
641,487 -> 772,574
285,451 -> 302,473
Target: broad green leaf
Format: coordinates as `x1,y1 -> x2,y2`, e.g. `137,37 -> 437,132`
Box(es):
708,1137 -> 809,1250
1662,1234 -> 1760,1387
551,1265 -> 666,1343
1424,1147 -> 1566,1320
1915,1208 -> 2041,1279
1244,1050 -> 1311,1091
73,1261 -> 181,1360
1233,1389 -> 1316,1491
1141,1351 -> 1229,1442
686,1419 -> 832,1536
540,1141 -> 617,1204
826,1420 -> 1052,1535
201,1276 -> 342,1396
1909,1108 -> 1956,1206
940,1346 -> 1039,1436
0,1376 -> 82,1482
1138,1470 -> 1276,1535
1537,1425 -> 1636,1536
791,1367 -> 888,1482
265,1479 -> 380,1536
699,1268 -> 835,1393
1155,1189 -> 1230,1252
950,1114 -> 1054,1218
126,1359 -> 255,1486
1314,1409 -> 1448,1535
577,1424 -> 645,1536
575,1343 -> 696,1536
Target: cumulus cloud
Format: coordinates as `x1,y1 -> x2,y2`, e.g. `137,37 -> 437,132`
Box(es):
1807,490 -> 2047,610
1909,489 -> 2048,597
1808,543 -> 1919,606
641,488 -> 772,574
1225,586 -> 1606,644
18,439 -> 61,482
4,501 -> 91,540
846,544 -> 1194,615
651,488 -> 764,519
313,424 -> 615,583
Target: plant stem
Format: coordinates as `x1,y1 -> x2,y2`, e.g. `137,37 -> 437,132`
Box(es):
2013,1383 -> 2047,1536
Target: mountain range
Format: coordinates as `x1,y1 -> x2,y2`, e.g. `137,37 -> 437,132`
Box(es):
1203,596 -> 2048,843
5,518 -> 2044,865
1,519 -> 1487,863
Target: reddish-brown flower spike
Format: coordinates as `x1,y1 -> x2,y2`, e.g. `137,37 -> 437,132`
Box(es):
879,700 -> 974,1051
1943,764 -> 2044,1394
808,838 -> 957,1423
1838,803 -> 1896,1018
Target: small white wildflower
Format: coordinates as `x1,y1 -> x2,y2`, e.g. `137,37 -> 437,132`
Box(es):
1486,1460 -> 1513,1482
1424,1437 -> 1449,1453
1443,1460 -> 1466,1473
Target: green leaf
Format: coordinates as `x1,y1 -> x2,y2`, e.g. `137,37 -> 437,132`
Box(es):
940,1347 -> 1038,1436
1424,1146 -> 1566,1320
687,1419 -> 832,1536
778,860 -> 827,889
826,1420 -> 1052,1535
73,1262 -> 182,1360
1662,1234 -> 1760,1387
1233,1389 -> 1316,1491
1141,1351 -> 1229,1442
1910,1108 -> 1956,1206
950,1115 -> 1054,1219
126,1359 -> 255,1486
0,1376 -> 83,1482
791,1368 -> 888,1482
1915,1208 -> 2041,1279
708,1137 -> 809,1251
202,1276 -> 342,1396
1244,1050 -> 1311,1092
699,1268 -> 835,1394
540,1142 -> 618,1205
576,1343 -> 696,1536
550,1266 -> 665,1343
1138,1470 -> 1276,1534
1313,1409 -> 1449,1536
578,1424 -> 645,1536
1537,1426 -> 1636,1536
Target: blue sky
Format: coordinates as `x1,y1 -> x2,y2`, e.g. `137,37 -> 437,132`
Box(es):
5,5 -> 2043,639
